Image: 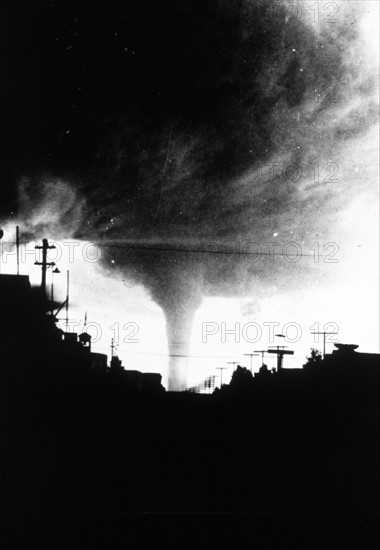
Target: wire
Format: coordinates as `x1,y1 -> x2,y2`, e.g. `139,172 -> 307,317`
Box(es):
91,242 -> 330,259
1,240 -> 367,260
93,347 -> 243,359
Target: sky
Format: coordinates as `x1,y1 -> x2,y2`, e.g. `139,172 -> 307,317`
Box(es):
0,0 -> 379,389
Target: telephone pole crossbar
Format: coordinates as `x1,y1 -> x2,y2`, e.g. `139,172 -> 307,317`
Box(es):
35,239 -> 56,297
267,346 -> 294,372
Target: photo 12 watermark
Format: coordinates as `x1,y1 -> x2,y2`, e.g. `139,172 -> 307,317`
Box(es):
241,160 -> 340,186
267,2 -> 341,24
201,241 -> 339,264
0,240 -> 102,266
63,320 -> 140,344
201,321 -> 339,345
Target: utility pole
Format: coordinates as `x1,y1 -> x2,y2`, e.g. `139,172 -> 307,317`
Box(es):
16,226 -> 20,276
65,270 -> 70,332
267,346 -> 294,372
50,280 -> 54,316
50,267 -> 60,316
0,229 -> 3,275
254,350 -> 268,367
243,352 -> 259,372
216,366 -> 227,388
311,330 -> 339,359
110,338 -> 117,358
35,239 -> 56,297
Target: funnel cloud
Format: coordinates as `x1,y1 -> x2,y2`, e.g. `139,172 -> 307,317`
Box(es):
1,1 -> 378,389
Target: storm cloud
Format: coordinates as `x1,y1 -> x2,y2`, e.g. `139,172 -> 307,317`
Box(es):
1,1 -> 378,388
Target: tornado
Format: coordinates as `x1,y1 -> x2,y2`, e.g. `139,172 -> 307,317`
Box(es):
97,248 -> 205,391
151,260 -> 203,391
1,1 -> 378,389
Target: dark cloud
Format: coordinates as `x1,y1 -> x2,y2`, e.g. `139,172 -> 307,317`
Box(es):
1,1 -> 377,388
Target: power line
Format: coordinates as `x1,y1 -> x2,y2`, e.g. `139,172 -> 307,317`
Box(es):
1,240 -> 365,260
93,348 -> 240,359
95,347 -> 307,361
91,242 -> 333,259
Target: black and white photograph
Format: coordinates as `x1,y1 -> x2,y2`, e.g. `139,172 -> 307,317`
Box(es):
0,0 -> 379,519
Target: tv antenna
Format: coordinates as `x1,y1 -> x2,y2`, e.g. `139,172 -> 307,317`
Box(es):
254,350 -> 269,367
310,330 -> 339,359
243,352 -> 259,372
216,366 -> 227,388
227,361 -> 239,371
110,338 -> 118,358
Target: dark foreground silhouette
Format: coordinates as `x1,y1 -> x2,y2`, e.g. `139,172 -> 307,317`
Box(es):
1,349 -> 378,514
0,273 -> 378,513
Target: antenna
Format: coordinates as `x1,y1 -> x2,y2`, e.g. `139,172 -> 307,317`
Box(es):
243,352 -> 259,372
82,311 -> 88,332
227,361 -> 239,371
254,350 -> 268,367
216,366 -> 227,388
203,375 -> 216,394
310,330 -> 339,359
110,338 -> 117,358
50,267 -> 60,316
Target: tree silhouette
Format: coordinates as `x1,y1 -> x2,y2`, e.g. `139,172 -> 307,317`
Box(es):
229,365 -> 253,390
303,348 -> 322,368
